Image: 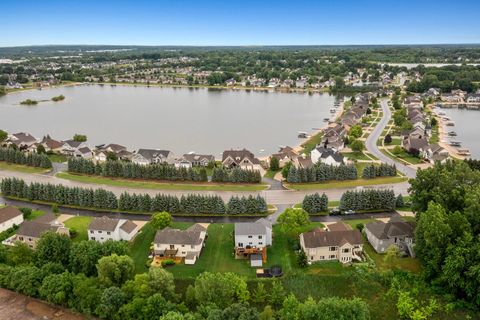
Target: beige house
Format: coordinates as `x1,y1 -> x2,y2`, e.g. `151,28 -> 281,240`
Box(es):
222,149 -> 262,171
3,212 -> 69,249
299,222 -> 363,264
153,224 -> 207,265
0,206 -> 24,233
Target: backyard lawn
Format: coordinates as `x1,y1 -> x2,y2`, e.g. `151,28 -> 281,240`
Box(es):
47,154 -> 68,163
0,161 -> 50,174
286,176 -> 408,190
341,152 -> 371,161
56,172 -> 268,192
64,216 -> 93,242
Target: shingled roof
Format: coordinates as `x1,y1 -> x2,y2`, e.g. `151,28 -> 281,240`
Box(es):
88,216 -> 121,232
154,223 -> 206,245
301,228 -> 362,248
365,220 -> 414,240
0,206 -> 23,224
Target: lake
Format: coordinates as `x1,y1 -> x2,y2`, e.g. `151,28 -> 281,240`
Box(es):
442,108 -> 480,159
0,85 -> 339,157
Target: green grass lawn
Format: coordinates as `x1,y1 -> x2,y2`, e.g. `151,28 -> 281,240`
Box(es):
56,172 -> 269,192
47,154 -> 68,163
129,222 -> 192,274
64,216 -> 93,242
286,176 -> 408,190
383,149 -> 423,165
26,210 -> 46,221
264,169 -> 280,179
301,132 -> 323,154
0,161 -> 50,174
341,152 -> 371,161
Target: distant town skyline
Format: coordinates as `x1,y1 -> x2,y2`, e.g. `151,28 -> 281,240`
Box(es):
2,0 -> 480,47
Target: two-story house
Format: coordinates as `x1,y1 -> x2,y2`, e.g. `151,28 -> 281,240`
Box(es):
0,206 -> 24,233
153,223 -> 207,265
132,149 -> 175,166
222,149 -> 261,171
300,222 -> 363,264
87,216 -> 140,243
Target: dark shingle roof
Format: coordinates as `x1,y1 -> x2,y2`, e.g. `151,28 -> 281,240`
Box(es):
16,221 -> 61,238
326,222 -> 351,232
235,222 -> 267,236
154,224 -> 205,245
302,228 -> 362,248
137,149 -> 172,161
0,207 -> 23,224
314,147 -> 344,163
365,221 -> 414,240
222,149 -> 260,165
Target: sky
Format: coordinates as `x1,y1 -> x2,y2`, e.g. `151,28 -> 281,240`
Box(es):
3,0 -> 480,47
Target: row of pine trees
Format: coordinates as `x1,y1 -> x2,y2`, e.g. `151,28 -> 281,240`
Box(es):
0,147 -> 52,169
302,192 -> 329,214
361,163 -> 397,179
287,163 -> 357,183
339,189 -> 396,211
68,158 -> 208,182
0,178 -> 267,215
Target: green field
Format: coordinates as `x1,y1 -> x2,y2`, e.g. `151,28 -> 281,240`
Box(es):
0,161 -> 50,174
56,172 -> 268,191
64,216 -> 93,242
286,176 -> 408,190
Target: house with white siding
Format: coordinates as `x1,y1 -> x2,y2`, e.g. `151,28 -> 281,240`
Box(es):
0,207 -> 24,233
88,216 -> 140,243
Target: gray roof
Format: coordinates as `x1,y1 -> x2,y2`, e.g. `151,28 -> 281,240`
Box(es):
88,216 -> 120,232
222,149 -> 260,165
235,222 -> 267,236
11,132 -> 36,145
154,223 -> 205,245
63,140 -> 83,148
0,207 -> 23,224
256,218 -> 272,230
365,221 -> 414,240
77,147 -> 92,154
314,147 -> 344,163
182,153 -> 215,163
16,221 -> 61,238
326,222 -> 351,232
120,220 -> 138,234
301,228 -> 362,248
136,149 -> 172,161
33,212 -> 57,224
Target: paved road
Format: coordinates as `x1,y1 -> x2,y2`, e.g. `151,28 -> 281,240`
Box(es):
0,169 -> 410,206
365,99 -> 417,178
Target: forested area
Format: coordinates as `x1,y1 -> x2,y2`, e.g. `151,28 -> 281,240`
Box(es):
362,163 -> 397,179
0,178 -> 267,215
406,65 -> 480,93
286,163 -> 357,183
0,147 -> 52,168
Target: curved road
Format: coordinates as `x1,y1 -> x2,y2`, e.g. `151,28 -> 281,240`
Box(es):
365,99 -> 417,178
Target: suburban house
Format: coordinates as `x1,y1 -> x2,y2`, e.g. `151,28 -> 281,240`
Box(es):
3,212 -> 69,249
402,135 -> 429,155
38,137 -> 65,153
0,206 -> 24,233
299,222 -> 363,264
153,223 -> 207,265
271,146 -> 299,168
61,140 -> 88,156
321,123 -> 346,151
222,149 -> 261,170
311,147 -> 345,166
422,143 -> 449,163
365,218 -> 415,256
234,218 -> 272,267
94,143 -> 131,162
295,155 -> 314,169
132,149 -> 175,166
74,146 -> 93,159
177,153 -> 215,168
6,132 -> 37,150
87,216 -> 140,243
466,94 -> 480,103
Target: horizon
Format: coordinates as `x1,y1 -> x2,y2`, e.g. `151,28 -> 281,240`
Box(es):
3,0 -> 480,47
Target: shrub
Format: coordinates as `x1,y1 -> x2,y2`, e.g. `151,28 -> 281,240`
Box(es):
161,259 -> 175,267
19,207 -> 32,219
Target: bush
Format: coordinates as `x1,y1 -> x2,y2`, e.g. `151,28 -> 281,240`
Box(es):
384,134 -> 392,144
19,207 -> 32,219
356,223 -> 364,232
362,163 -> 397,179
287,163 -> 357,183
269,157 -> 280,171
302,193 -> 328,214
161,259 -> 175,267
0,147 -> 52,169
339,189 -> 396,212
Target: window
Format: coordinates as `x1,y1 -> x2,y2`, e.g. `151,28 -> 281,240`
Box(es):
182,244 -> 185,247
329,246 -> 336,251
342,248 -> 350,253
91,237 -> 95,240
311,256 -> 314,260
258,235 -> 263,239
98,231 -> 102,234
107,232 -> 111,235
319,256 -> 325,260
258,242 -> 263,245
329,255 -> 336,259
238,243 -> 243,247
248,235 -> 252,238
19,237 -> 24,241
170,245 -> 175,249
90,230 -> 94,234
191,245 -> 195,249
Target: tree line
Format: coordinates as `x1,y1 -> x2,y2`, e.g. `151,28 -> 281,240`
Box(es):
302,193 -> 329,214
211,167 -> 262,183
286,163 -> 357,183
0,178 -> 267,215
68,158 -> 208,182
339,189 -> 396,211
0,229 -> 370,319
361,163 -> 397,179
0,147 -> 52,169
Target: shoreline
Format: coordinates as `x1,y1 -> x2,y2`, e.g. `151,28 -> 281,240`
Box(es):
430,104 -> 467,160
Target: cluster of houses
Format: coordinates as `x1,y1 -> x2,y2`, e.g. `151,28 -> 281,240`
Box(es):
270,93 -> 371,170
438,88 -> 480,104
400,95 -> 449,163
2,131 -> 264,171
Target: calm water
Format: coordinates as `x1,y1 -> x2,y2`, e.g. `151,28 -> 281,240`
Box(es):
442,108 -> 480,159
0,85 -> 338,157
